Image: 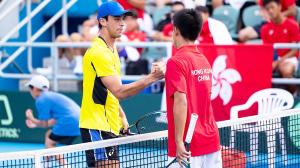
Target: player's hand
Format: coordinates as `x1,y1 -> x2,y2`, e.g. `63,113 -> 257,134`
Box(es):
25,119 -> 37,128
150,61 -> 165,80
25,109 -> 34,120
176,142 -> 191,167
47,119 -> 56,126
122,119 -> 129,134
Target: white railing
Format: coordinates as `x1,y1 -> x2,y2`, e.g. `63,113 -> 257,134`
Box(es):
0,41 -> 299,90
0,0 -> 23,22
0,0 -> 78,74
0,42 -> 173,91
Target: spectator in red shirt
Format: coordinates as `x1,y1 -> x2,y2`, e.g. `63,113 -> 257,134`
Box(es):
117,0 -> 154,36
165,9 -> 221,167
195,6 -> 233,44
117,0 -> 145,18
261,0 -> 299,78
123,12 -> 146,42
123,11 -> 147,54
258,0 -> 297,19
239,0 -> 296,42
152,1 -> 185,42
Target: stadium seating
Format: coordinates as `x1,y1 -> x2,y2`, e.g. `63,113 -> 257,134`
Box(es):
152,6 -> 171,27
212,5 -> 239,38
242,5 -> 264,27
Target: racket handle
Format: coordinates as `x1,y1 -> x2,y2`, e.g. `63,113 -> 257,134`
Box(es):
185,142 -> 191,168
184,142 -> 190,152
185,113 -> 198,143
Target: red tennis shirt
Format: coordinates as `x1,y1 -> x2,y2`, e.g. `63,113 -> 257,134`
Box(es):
165,45 -> 220,157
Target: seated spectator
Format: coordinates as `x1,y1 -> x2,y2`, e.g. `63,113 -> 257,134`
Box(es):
38,34 -> 84,75
70,33 -> 84,75
118,11 -> 145,62
261,0 -> 299,79
81,16 -> 98,41
239,0 -> 296,42
55,34 -> 74,69
212,0 -> 225,10
117,35 -> 140,62
196,6 -> 234,44
258,0 -> 297,19
117,0 -> 154,36
152,1 -> 185,42
123,11 -> 147,49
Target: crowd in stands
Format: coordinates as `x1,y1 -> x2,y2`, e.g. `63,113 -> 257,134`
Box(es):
47,0 -> 300,93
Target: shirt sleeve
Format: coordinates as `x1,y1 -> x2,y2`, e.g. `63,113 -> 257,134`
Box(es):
165,59 -> 187,98
283,0 -> 295,8
90,51 -> 118,77
36,98 -> 51,121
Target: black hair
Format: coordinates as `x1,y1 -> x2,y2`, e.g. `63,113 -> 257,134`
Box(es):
98,16 -> 108,29
124,10 -> 138,19
172,1 -> 185,7
195,6 -> 209,14
173,9 -> 202,41
263,0 -> 280,7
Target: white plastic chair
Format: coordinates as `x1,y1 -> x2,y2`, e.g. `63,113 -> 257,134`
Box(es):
229,88 -> 294,168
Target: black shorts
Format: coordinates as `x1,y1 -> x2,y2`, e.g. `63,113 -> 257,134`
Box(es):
80,128 -> 119,167
49,133 -> 78,145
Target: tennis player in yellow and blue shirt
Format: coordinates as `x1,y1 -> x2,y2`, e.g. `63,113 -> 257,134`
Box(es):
79,1 -> 165,167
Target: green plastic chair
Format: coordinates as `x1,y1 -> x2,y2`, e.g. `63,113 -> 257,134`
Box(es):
295,6 -> 300,24
212,5 -> 239,38
242,5 -> 264,27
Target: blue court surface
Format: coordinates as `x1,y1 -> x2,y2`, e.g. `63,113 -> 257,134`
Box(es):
0,141 -> 44,153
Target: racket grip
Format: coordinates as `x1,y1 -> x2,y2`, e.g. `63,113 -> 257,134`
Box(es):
185,113 -> 198,143
184,142 -> 190,151
184,142 -> 191,167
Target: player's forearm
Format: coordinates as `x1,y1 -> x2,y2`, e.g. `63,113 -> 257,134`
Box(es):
115,75 -> 156,100
173,93 -> 187,145
119,107 -> 128,121
282,5 -> 297,17
127,0 -> 146,10
30,118 -> 49,128
282,49 -> 297,59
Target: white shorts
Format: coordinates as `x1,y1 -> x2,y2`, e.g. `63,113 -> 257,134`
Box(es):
167,150 -> 222,168
280,57 -> 298,71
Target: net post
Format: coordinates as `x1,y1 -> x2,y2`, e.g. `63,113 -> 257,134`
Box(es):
34,153 -> 41,168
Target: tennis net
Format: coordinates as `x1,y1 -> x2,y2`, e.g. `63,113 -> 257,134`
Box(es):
0,108 -> 299,167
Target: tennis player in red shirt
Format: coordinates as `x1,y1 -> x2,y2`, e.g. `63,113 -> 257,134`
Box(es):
165,9 -> 222,167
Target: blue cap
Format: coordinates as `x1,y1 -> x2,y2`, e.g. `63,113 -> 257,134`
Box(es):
97,1 -> 130,19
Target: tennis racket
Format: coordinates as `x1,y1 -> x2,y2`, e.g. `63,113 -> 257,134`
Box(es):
166,113 -> 199,168
121,111 -> 167,135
